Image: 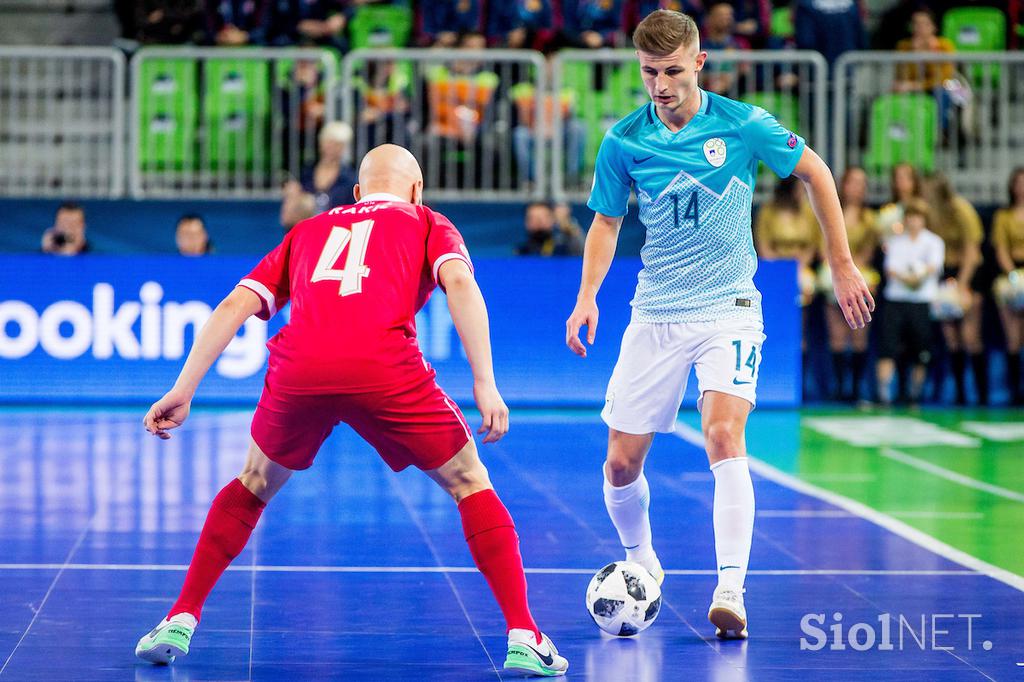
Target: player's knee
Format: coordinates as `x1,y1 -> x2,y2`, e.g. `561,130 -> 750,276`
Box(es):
238,469 -> 271,498
704,420 -> 743,459
447,468 -> 492,503
605,453 -> 642,485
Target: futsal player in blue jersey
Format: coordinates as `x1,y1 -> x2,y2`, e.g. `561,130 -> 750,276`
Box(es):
565,9 -> 874,639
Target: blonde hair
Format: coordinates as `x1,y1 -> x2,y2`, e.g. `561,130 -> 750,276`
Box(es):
319,121 -> 353,146
633,9 -> 699,56
903,198 -> 931,223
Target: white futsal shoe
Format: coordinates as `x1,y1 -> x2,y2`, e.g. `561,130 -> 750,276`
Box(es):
629,549 -> 665,586
708,586 -> 748,639
504,629 -> 569,677
135,612 -> 197,664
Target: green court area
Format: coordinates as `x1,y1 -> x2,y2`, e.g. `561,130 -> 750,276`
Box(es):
741,408 -> 1024,579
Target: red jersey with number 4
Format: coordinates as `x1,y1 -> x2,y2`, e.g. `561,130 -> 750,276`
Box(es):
238,194 -> 472,393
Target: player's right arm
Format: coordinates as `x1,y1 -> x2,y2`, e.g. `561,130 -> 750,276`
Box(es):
566,212 -> 623,357
143,286 -> 263,439
439,259 -> 509,444
567,128 -> 631,357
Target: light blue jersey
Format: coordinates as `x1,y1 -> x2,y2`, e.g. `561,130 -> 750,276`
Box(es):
588,89 -> 806,323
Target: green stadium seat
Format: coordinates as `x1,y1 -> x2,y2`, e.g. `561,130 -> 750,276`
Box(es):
202,57 -> 270,171
349,4 -> 413,49
942,7 -> 1006,85
138,57 -> 198,171
562,61 -> 647,173
771,6 -> 794,40
864,93 -> 937,173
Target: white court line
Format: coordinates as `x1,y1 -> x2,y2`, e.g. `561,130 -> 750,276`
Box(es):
672,422 -> 1024,593
759,509 -> 984,520
0,563 -> 983,577
881,448 -> 1024,504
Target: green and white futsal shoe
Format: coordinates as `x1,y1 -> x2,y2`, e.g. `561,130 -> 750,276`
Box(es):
135,613 -> 197,664
504,629 -> 569,677
708,586 -> 748,639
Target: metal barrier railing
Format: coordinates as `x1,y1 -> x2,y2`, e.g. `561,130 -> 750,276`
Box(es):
130,47 -> 338,199
833,51 -> 1024,205
0,46 -> 125,198
340,48 -> 547,202
552,49 -> 829,203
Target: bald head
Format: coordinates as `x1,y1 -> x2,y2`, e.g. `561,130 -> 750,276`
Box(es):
354,144 -> 424,204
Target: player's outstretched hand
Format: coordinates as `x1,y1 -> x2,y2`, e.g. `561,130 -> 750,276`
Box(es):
566,297 -> 599,357
473,380 -> 509,444
832,261 -> 875,330
143,388 -> 192,440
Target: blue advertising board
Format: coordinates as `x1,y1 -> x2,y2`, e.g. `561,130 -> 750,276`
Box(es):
0,256 -> 799,406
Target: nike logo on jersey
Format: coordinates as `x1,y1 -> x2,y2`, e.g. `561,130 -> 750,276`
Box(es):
719,565 -> 741,571
633,154 -> 655,164
732,378 -> 753,385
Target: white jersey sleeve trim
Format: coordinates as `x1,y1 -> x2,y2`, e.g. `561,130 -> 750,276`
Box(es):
238,278 -> 277,318
432,253 -> 472,284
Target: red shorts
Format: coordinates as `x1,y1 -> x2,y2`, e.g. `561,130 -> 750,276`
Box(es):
250,372 -> 472,472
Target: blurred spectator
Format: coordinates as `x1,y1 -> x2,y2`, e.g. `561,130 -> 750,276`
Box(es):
993,167 -> 1024,405
731,0 -> 771,47
630,1 -> 706,34
511,58 -> 586,188
876,162 -> 922,240
420,0 -> 484,47
700,2 -> 750,95
118,0 -> 204,44
794,0 -> 866,66
425,33 -> 499,188
924,172 -> 986,405
823,166 -> 878,403
261,0 -> 348,49
563,0 -> 628,48
205,0 -> 266,46
354,60 -> 413,149
280,121 -> 357,229
876,199 -> 944,407
895,9 -> 956,91
41,202 -> 90,256
488,0 -> 560,50
755,177 -> 819,389
872,0 -> 918,49
515,201 -> 585,256
176,214 -> 213,256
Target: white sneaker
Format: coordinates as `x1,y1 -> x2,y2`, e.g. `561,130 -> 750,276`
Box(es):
135,613 -> 197,664
708,586 -> 747,639
504,629 -> 569,677
628,550 -> 665,586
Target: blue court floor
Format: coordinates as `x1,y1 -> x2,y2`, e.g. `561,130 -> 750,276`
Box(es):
0,408 -> 1021,681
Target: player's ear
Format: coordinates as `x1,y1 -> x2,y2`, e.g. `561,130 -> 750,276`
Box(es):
353,183 -> 362,202
412,180 -> 423,206
695,51 -> 708,72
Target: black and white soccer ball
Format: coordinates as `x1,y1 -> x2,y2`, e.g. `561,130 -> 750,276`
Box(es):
585,561 -> 662,636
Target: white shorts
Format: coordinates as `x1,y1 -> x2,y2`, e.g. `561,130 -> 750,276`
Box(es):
601,318 -> 767,435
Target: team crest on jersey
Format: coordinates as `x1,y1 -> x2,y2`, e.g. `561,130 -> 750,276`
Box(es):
703,138 -> 727,168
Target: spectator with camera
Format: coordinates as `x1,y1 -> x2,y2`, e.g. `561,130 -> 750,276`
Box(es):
41,202 -> 90,256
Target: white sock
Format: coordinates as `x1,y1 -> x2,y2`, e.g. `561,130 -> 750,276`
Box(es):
603,469 -> 654,564
711,457 -> 755,591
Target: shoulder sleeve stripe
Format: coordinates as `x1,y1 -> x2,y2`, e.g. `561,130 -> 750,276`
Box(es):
238,278 -> 277,318
432,253 -> 473,284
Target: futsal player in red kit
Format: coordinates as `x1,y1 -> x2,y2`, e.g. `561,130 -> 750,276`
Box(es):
135,145 -> 568,677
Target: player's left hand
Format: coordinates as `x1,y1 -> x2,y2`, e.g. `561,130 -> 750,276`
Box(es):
832,261 -> 875,330
143,388 -> 192,440
473,380 -> 509,444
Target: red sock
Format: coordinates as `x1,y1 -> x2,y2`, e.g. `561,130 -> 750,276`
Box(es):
168,479 -> 266,621
458,489 -> 540,642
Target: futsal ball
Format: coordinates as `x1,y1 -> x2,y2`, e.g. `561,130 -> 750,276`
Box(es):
931,279 -> 965,321
585,561 -> 662,636
994,269 -> 1024,311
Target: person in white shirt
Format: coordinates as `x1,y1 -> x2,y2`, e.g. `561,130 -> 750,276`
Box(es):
876,199 -> 945,406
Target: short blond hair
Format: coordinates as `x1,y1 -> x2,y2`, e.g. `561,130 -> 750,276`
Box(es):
633,9 -> 699,56
903,198 -> 932,222
319,121 -> 353,146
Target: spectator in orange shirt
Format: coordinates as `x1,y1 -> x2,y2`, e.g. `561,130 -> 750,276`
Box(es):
895,9 -> 956,92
